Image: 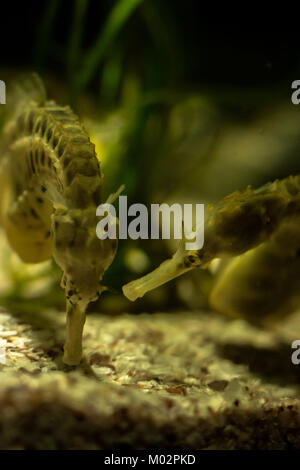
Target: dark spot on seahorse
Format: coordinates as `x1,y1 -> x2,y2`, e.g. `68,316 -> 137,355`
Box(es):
34,149 -> 39,165
68,290 -> 74,297
29,151 -> 36,174
46,127 -> 53,142
34,120 -> 41,133
45,230 -> 51,239
41,185 -> 47,192
65,169 -> 74,184
52,135 -> 59,148
183,257 -> 194,268
28,110 -> 35,132
40,150 -> 45,165
54,221 -> 59,230
36,197 -> 43,204
30,208 -> 39,219
40,118 -> 47,136
57,140 -> 65,157
92,187 -> 102,205
47,157 -> 52,168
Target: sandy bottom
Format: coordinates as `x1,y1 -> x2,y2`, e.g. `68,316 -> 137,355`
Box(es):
0,306 -> 299,449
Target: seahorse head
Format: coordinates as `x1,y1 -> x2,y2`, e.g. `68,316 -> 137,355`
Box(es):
51,206 -> 117,304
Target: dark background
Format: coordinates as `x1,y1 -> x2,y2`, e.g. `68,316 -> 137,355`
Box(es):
1,2 -> 299,91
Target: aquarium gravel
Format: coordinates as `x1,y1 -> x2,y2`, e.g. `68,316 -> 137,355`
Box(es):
0,307 -> 299,449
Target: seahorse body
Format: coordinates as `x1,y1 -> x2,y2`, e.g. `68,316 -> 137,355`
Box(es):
0,74 -> 118,364
123,175 -> 300,323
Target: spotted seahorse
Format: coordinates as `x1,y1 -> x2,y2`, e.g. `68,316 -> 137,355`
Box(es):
0,74 -> 118,365
123,177 -> 300,324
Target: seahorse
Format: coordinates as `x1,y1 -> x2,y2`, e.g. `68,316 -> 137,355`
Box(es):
0,74 -> 118,365
123,177 -> 300,323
